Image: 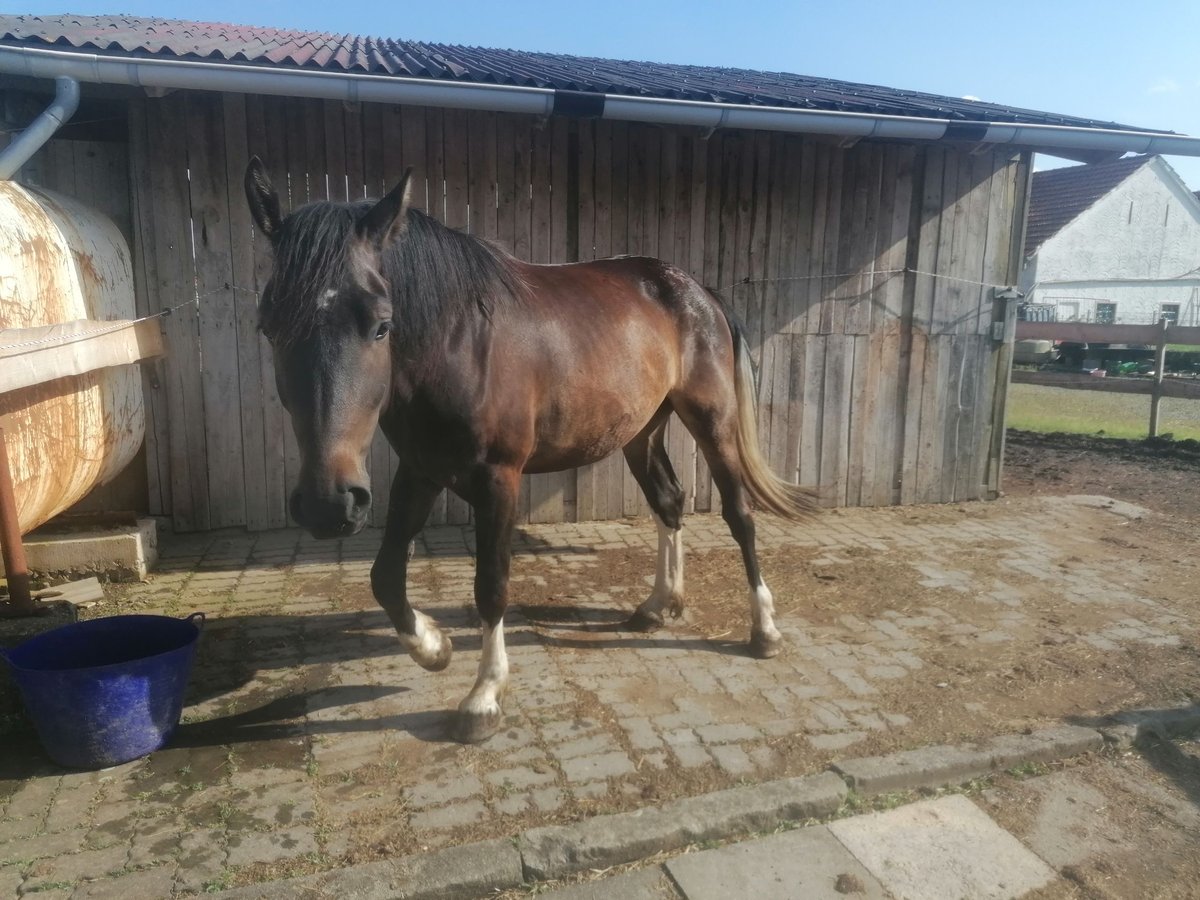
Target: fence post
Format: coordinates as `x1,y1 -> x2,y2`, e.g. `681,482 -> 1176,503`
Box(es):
1148,317 -> 1169,438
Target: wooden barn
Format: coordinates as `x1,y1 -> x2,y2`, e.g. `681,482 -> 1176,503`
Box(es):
3,14 -> 1198,534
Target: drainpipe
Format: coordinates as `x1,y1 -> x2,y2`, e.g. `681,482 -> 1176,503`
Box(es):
2,45 -> 1200,158
0,75 -> 79,180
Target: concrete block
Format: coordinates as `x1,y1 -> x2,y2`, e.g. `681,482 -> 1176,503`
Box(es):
833,725 -> 1102,794
11,517 -> 158,581
666,825 -> 887,900
829,795 -> 1056,899
519,771 -> 847,880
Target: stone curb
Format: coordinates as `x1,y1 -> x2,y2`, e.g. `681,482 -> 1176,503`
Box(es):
213,838 -> 523,899
831,725 -> 1104,795
518,771 -> 848,881
213,725 -> 1113,899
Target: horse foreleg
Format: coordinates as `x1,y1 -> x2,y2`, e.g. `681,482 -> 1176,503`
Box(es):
455,466 -> 520,744
371,471 -> 452,671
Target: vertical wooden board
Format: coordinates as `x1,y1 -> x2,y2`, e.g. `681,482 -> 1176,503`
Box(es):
979,151 -> 1018,331
783,333 -> 807,487
961,334 -> 994,501
321,101 -> 347,200
781,139 -> 815,334
421,107 -> 448,525
960,153 -> 995,335
343,102 -> 365,200
127,100 -> 171,518
219,93 -> 270,531
688,134 -> 708,283
898,327 -> 927,506
250,96 -> 292,529
915,336 -> 950,503
800,335 -> 826,498
929,150 -> 964,334
842,145 -> 881,336
184,94 -> 246,529
911,147 -> 944,333
940,334 -> 971,502
820,334 -> 853,506
816,148 -> 846,336
658,130 -> 678,267
576,119 -> 596,264
400,105 -> 427,211
761,134 -> 790,473
879,146 -> 915,325
950,336 -> 988,504
872,324 -> 904,506
801,144 -> 830,335
149,96 -> 210,531
845,334 -> 871,506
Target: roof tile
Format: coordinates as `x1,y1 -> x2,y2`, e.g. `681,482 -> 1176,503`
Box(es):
0,13 -> 1159,133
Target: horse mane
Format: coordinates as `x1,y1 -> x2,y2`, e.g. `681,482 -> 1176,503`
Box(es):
262,200 -> 527,347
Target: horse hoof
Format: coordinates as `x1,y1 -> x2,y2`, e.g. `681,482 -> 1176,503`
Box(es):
749,631 -> 783,659
453,706 -> 502,744
412,633 -> 453,672
625,609 -> 664,633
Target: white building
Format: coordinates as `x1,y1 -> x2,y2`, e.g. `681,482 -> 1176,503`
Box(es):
1020,155 -> 1200,325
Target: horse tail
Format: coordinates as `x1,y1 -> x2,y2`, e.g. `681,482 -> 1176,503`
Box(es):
720,304 -> 820,521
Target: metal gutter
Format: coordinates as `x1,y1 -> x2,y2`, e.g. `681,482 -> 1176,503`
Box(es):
0,74 -> 79,179
3,43 -> 1200,157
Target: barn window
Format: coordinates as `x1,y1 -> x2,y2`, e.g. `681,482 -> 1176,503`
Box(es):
1160,303 -> 1180,324
1096,302 -> 1117,324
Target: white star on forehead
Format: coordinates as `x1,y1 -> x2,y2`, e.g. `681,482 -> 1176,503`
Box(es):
317,288 -> 337,309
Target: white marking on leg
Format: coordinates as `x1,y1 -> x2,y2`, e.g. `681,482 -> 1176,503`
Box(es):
640,515 -> 685,618
460,619 -> 509,719
399,609 -> 447,667
751,580 -> 781,643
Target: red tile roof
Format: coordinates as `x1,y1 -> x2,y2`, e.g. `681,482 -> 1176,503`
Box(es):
1024,156 -> 1152,257
0,13 -> 1161,132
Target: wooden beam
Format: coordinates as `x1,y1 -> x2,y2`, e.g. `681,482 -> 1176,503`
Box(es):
1016,321 -> 1200,346
0,318 -> 164,395
1011,368 -> 1200,400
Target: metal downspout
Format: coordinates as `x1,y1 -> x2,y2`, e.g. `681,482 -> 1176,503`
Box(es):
0,75 -> 79,180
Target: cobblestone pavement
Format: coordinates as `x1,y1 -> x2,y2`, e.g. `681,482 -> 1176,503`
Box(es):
0,495 -> 1192,897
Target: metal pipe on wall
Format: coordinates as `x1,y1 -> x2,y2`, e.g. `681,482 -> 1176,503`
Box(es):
0,75 -> 78,179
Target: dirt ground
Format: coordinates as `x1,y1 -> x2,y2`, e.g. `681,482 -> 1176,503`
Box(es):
2,430 -> 1199,897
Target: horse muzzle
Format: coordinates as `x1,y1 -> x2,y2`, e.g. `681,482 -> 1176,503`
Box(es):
290,482 -> 371,539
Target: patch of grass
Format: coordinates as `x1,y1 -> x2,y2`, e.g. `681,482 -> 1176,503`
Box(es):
1006,383 -> 1200,441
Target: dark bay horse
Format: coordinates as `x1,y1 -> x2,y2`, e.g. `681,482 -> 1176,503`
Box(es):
244,158 -> 816,742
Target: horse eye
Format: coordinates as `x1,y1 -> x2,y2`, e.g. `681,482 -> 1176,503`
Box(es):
374,321 -> 393,341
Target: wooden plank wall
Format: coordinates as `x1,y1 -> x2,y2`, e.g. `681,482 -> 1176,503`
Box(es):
123,91 -> 1027,532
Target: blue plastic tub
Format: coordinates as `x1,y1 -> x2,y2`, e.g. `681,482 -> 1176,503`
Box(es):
0,612 -> 205,769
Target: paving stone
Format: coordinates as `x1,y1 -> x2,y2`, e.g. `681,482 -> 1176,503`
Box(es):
1,827 -> 88,863
225,828 -> 318,868
561,752 -> 636,782
405,774 -> 485,809
535,865 -> 680,899
709,744 -> 754,776
695,723 -> 760,744
23,843 -> 129,889
829,795 -> 1055,900
487,767 -> 557,791
550,733 -> 621,760
520,772 -> 847,880
409,800 -> 489,830
666,825 -> 886,900
70,864 -> 177,899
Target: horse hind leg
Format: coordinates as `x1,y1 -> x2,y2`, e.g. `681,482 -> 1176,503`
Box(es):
622,410 -> 686,632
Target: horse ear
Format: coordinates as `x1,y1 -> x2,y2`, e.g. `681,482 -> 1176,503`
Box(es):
358,167 -> 413,250
245,156 -> 283,243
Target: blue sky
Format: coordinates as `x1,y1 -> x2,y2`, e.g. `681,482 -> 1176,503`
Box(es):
21,1 -> 1200,188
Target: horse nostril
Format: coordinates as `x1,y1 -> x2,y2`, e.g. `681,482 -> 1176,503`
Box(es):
347,485 -> 371,510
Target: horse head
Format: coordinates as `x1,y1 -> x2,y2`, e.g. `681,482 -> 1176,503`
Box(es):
244,157 -> 412,538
